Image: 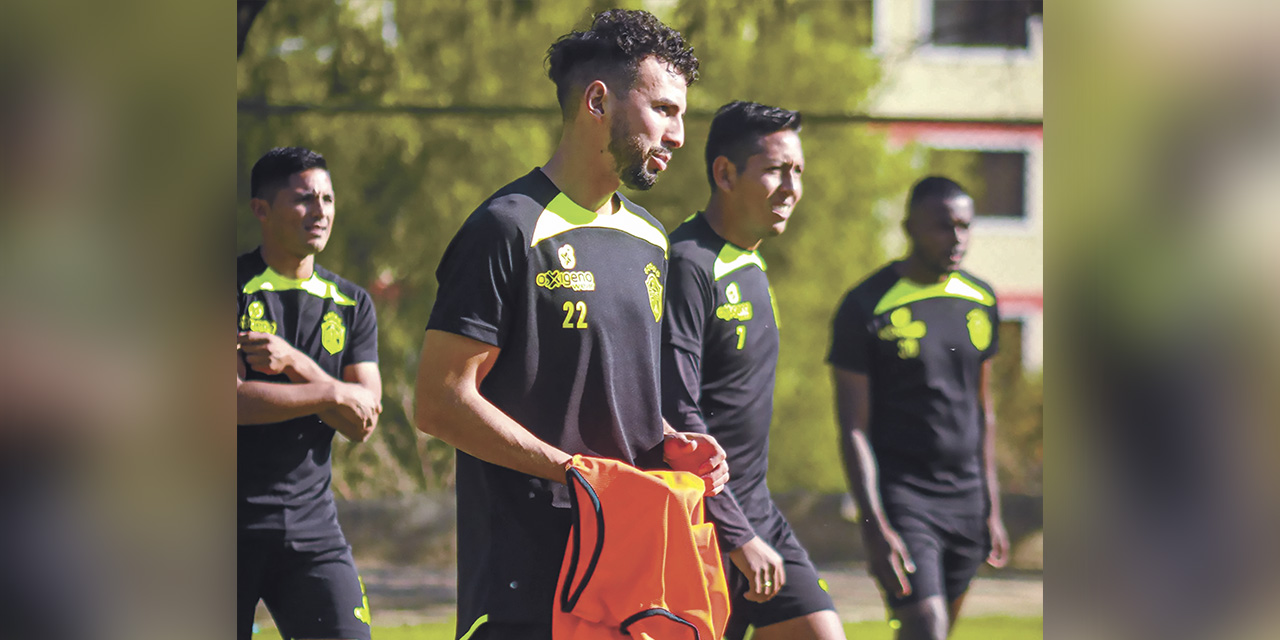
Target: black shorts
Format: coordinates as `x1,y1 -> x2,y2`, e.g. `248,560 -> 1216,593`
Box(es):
238,533 -> 371,640
722,513 -> 836,640
881,505 -> 989,609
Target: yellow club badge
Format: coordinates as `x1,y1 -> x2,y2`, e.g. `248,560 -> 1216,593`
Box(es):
644,263 -> 663,322
321,311 -> 346,355
966,308 -> 992,351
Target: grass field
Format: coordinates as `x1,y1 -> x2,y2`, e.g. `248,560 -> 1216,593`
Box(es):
258,615 -> 1042,639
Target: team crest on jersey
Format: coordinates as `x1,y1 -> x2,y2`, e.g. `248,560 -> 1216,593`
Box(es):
558,244 -> 576,269
877,307 -> 927,359
239,299 -> 277,334
966,308 -> 992,351
645,263 -> 663,322
321,311 -> 346,355
725,282 -> 741,304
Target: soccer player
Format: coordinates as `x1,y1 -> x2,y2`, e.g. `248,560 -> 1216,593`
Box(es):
413,10 -> 728,640
828,176 -> 1010,640
661,101 -> 846,640
236,147 -> 382,640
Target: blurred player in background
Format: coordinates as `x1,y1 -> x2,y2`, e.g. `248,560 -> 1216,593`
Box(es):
237,146 -> 382,640
829,177 -> 1008,640
413,10 -> 727,640
662,100 -> 845,640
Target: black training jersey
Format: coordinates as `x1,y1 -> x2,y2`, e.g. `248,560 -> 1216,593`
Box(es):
828,262 -> 998,512
237,249 -> 379,539
426,169 -> 670,628
661,214 -> 780,550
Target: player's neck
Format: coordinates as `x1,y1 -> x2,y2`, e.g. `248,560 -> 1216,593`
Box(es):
897,255 -> 948,285
260,244 -> 315,280
543,133 -> 621,216
704,197 -> 762,251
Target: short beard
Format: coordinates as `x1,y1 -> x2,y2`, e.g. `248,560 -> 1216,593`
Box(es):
608,117 -> 658,191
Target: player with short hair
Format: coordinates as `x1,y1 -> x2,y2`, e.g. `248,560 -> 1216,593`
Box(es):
237,146 -> 382,640
413,10 -> 727,640
829,176 -> 1010,640
662,100 -> 846,640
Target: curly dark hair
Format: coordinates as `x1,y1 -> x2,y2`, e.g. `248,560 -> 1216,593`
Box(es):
704,100 -> 802,190
546,9 -> 699,115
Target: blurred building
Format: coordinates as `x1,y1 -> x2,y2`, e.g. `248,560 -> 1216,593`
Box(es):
868,0 -> 1043,370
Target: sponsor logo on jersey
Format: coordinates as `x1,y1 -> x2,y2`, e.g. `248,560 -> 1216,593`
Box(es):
645,263 -> 663,322
239,299 -> 278,334
877,306 -> 927,359
717,281 -> 753,321
716,302 -> 753,322
536,270 -> 596,291
966,308 -> 992,350
558,243 -> 576,269
321,311 -> 346,355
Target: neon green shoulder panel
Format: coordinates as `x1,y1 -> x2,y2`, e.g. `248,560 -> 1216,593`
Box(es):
241,267 -> 357,306
712,243 -> 767,281
529,193 -> 668,256
872,272 -> 994,316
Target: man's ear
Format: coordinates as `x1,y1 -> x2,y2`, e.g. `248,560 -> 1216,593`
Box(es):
901,210 -> 916,238
583,80 -> 608,121
712,156 -> 736,193
250,197 -> 270,222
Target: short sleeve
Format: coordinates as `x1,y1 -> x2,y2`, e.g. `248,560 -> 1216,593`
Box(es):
661,253 -> 713,355
345,289 -> 379,365
827,290 -> 872,373
426,208 -> 525,347
983,295 -> 1001,361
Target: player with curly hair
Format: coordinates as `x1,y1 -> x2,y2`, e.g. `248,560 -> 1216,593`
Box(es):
414,10 -> 726,640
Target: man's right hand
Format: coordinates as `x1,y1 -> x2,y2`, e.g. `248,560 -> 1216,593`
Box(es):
863,524 -> 915,598
238,331 -> 301,376
329,381 -> 382,434
729,536 -> 786,603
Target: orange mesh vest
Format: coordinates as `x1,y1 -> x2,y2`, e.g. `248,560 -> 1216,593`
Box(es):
553,455 -> 731,640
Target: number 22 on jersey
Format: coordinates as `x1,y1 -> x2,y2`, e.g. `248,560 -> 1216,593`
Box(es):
562,300 -> 588,329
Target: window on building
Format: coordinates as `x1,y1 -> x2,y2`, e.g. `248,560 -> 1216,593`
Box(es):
925,148 -> 1027,219
930,0 -> 1042,48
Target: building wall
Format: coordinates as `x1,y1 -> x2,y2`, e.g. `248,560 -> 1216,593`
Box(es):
868,0 -> 1044,370
870,0 -> 1043,120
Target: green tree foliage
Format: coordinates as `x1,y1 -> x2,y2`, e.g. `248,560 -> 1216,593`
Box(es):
662,0 -> 915,492
990,322 -> 1044,494
238,0 -> 1036,497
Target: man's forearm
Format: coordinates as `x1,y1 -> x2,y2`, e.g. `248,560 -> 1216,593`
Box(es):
843,429 -> 892,532
706,485 -> 757,551
238,339 -> 361,432
984,418 -> 1003,521
279,350 -> 334,384
237,379 -> 335,425
318,400 -> 374,443
661,345 -> 709,435
417,383 -> 570,483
